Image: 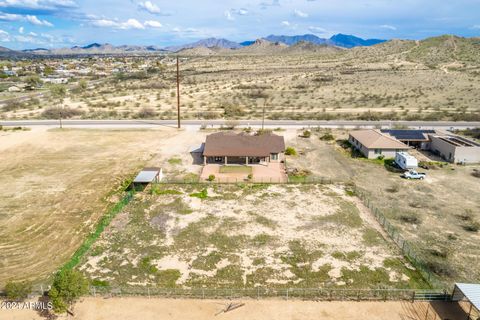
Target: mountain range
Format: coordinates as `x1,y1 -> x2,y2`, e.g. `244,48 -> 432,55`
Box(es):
0,33 -> 385,56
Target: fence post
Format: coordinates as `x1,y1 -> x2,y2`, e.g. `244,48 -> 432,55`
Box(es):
148,287 -> 150,299
411,291 -> 415,303
202,288 -> 205,299
93,286 -> 96,298
286,288 -> 289,301
40,285 -> 43,295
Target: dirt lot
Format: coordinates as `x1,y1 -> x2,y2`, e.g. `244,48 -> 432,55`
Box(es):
287,129 -> 480,286
0,127 -> 206,285
79,182 -> 426,289
0,297 -> 472,320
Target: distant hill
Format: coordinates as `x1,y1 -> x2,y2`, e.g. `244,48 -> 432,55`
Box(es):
329,34 -> 386,48
261,33 -> 385,48
282,41 -> 345,55
233,39 -> 288,55
406,35 -> 480,66
0,46 -> 33,58
32,43 -> 169,55
177,46 -> 217,56
165,38 -> 242,52
264,34 -> 328,46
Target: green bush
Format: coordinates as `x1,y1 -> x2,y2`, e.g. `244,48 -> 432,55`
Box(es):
207,174 -> 215,181
301,130 -> 311,138
49,270 -> 88,313
190,189 -> 208,199
319,132 -> 335,141
5,281 -> 32,301
285,147 -> 297,156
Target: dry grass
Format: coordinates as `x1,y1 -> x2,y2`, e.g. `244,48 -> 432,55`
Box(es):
0,127 -> 200,285
287,129 -> 480,286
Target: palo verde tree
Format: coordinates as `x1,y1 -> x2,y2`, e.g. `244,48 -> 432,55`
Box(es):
50,84 -> 67,129
48,269 -> 88,313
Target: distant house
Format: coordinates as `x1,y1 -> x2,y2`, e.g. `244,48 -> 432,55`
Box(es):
429,134 -> 480,164
7,86 -> 21,92
348,130 -> 410,159
202,132 -> 285,165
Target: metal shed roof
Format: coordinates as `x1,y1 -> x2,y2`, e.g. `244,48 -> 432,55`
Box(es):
453,283 -> 480,311
133,167 -> 160,183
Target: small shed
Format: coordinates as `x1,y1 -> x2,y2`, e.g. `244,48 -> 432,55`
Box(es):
452,283 -> 480,319
133,167 -> 162,186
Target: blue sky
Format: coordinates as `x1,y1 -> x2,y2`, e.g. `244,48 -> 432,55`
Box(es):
0,0 -> 479,49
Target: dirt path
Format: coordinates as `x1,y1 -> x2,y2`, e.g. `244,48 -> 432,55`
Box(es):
0,298 -> 468,320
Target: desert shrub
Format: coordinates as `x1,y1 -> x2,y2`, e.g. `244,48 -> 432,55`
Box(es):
41,107 -> 83,119
319,132 -> 335,141
385,184 -> 399,193
285,147 -> 297,156
472,169 -> 480,178
419,161 -> 439,170
5,281 -> 32,301
207,174 -> 215,181
49,270 -> 88,313
2,100 -> 24,112
455,209 -> 479,232
247,173 -> 253,180
190,189 -> 208,199
135,107 -> 157,119
301,130 -> 311,138
223,103 -> 245,118
399,212 -> 421,224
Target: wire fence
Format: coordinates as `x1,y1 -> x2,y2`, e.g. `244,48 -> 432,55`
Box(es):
158,176 -> 335,184
353,187 -> 444,289
86,287 -> 449,302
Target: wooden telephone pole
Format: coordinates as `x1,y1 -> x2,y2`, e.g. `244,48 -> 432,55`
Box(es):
176,56 -> 181,129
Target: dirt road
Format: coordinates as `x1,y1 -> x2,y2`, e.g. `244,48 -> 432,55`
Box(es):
0,297 -> 469,320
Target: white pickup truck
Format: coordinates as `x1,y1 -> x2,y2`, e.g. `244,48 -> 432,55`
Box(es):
402,170 -> 426,180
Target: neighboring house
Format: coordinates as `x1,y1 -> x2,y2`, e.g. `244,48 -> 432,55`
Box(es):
348,130 -> 410,159
7,86 -> 21,92
381,129 -> 436,150
41,77 -> 69,84
429,134 -> 480,164
202,132 -> 285,165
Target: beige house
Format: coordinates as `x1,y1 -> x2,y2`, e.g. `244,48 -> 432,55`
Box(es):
429,134 -> 480,164
349,130 -> 410,159
202,132 -> 285,165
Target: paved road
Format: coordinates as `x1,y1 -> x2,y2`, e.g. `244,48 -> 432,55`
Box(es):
1,119 -> 479,129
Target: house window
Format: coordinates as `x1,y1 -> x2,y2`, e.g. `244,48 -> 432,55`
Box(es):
214,157 -> 223,162
374,149 -> 382,155
271,153 -> 278,160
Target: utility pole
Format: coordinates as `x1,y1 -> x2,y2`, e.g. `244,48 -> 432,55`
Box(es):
262,99 -> 267,131
176,56 -> 181,129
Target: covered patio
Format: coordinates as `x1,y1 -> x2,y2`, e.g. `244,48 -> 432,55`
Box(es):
200,162 -> 287,183
452,283 -> 480,320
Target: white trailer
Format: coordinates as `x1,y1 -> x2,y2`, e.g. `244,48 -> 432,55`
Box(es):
395,152 -> 418,170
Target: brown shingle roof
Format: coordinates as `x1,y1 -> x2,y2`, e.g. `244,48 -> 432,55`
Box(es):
349,130 -> 409,149
203,132 -> 285,157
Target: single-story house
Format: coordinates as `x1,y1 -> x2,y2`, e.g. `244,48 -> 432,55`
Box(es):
202,132 -> 285,165
348,130 -> 410,159
381,129 -> 436,150
428,134 -> 480,164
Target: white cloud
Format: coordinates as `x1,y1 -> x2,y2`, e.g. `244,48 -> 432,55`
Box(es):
0,29 -> 10,42
122,18 -> 144,29
0,0 -> 77,10
281,20 -> 290,26
0,13 -> 53,26
294,9 -> 308,18
237,8 -> 248,15
29,31 -> 37,36
144,20 -> 162,28
90,17 -> 163,30
472,25 -> 480,29
18,26 -> 24,33
380,24 -> 397,31
26,14 -> 53,26
138,1 -> 170,15
224,10 -> 234,21
308,26 -> 326,34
